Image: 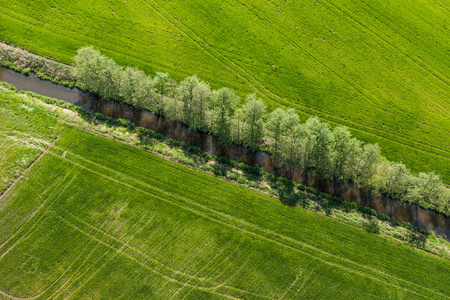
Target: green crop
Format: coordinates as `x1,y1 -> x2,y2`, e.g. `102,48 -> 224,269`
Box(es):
0,121 -> 448,298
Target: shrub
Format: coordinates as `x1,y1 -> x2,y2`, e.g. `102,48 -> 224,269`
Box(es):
304,186 -> 318,195
378,214 -> 391,222
331,196 -> 343,206
217,156 -> 232,166
391,219 -> 400,227
138,127 -> 155,137
296,183 -> 306,191
167,139 -> 183,148
180,142 -> 188,150
115,118 -> 128,127
153,133 -> 165,140
414,227 -> 430,236
358,206 -> 377,216
321,193 -> 331,200
365,220 -> 381,234
267,174 -> 276,183
399,222 -> 413,230
188,146 -> 202,156
94,112 -> 108,122
345,202 -> 358,211
22,68 -> 31,76
201,152 -> 213,161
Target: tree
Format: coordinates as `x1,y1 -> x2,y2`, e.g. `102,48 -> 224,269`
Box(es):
153,72 -> 170,115
330,126 -> 361,181
404,172 -> 445,208
191,81 -> 211,130
279,124 -> 304,175
353,143 -> 381,187
211,88 -> 240,143
164,97 -> 182,121
230,108 -> 245,144
73,46 -> 99,92
154,72 -> 169,95
177,75 -> 199,125
166,78 -> 178,98
73,46 -> 121,100
241,94 -> 266,150
97,55 -> 122,101
265,108 -> 299,164
120,66 -> 153,107
297,117 -> 319,171
384,162 -> 411,198
311,121 -> 333,179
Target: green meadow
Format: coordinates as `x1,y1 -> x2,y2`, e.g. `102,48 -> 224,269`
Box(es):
0,0 -> 448,182
1,87 -> 450,299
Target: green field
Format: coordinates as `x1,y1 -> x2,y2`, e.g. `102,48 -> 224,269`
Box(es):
0,85 -> 60,192
1,89 -> 450,299
0,0 -> 449,183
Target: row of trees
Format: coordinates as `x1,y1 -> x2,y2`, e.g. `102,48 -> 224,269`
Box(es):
73,46 -> 450,215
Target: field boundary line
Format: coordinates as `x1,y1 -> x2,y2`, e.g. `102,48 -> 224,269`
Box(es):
0,135 -> 58,202
54,150 -> 442,299
43,241 -> 102,300
0,289 -> 36,300
278,268 -> 303,300
57,207 -> 270,299
0,166 -> 79,261
56,213 -> 242,300
0,131 -> 50,150
319,0 -> 450,87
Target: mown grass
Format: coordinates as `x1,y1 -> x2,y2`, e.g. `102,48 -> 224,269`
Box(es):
1,118 -> 449,299
0,0 -> 448,183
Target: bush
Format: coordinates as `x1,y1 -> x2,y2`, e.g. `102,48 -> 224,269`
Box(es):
330,196 -> 344,206
188,146 -> 202,156
399,222 -> 413,230
267,174 -> 276,183
201,152 -> 213,161
278,177 -> 294,187
180,142 -> 188,150
358,206 -> 377,216
115,118 -> 128,127
345,202 -> 358,211
94,112 -> 108,122
216,156 -> 230,165
414,227 -> 430,236
378,214 -> 391,222
138,127 -> 155,137
216,156 -> 238,167
321,193 -> 331,200
167,139 -> 183,148
391,219 -> 400,227
296,183 -> 306,191
153,133 -> 165,140
365,220 -> 381,234
22,68 -> 31,76
304,186 -> 318,195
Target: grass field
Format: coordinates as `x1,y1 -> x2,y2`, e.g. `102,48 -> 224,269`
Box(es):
1,89 -> 450,299
0,0 -> 449,183
0,85 -> 60,192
